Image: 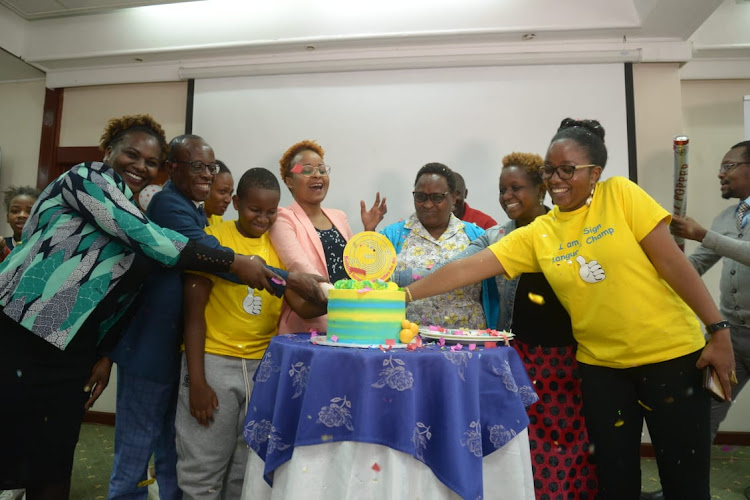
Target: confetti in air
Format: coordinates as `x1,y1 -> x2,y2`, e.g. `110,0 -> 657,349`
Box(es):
527,292 -> 545,305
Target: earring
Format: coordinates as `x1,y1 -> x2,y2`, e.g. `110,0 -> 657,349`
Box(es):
586,186 -> 595,206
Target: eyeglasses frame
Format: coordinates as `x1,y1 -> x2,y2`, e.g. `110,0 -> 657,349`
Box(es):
719,161 -> 750,175
291,163 -> 332,177
172,160 -> 221,175
540,164 -> 598,181
412,191 -> 451,204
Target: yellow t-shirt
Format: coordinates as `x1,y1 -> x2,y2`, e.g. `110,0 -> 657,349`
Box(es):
199,220 -> 284,359
489,176 -> 704,368
207,214 -> 223,226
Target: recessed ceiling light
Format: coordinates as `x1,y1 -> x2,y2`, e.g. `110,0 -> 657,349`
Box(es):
522,34 -> 536,41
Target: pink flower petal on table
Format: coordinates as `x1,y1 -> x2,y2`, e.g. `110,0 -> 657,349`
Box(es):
310,332 -> 318,338
385,339 -> 395,346
468,343 -> 476,351
429,325 -> 440,331
330,335 -> 339,342
450,344 -> 462,352
438,337 -> 445,347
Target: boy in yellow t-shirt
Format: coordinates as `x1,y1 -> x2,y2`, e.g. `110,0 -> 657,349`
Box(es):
175,167 -> 324,499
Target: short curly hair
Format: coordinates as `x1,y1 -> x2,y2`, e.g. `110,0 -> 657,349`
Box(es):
279,140 -> 325,181
99,114 -> 169,161
414,162 -> 456,192
4,185 -> 40,213
501,152 -> 544,186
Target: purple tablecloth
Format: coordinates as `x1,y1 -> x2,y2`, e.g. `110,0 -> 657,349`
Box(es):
244,333 -> 537,500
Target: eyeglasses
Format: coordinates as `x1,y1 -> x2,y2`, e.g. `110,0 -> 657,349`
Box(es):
412,191 -> 450,203
174,160 -> 221,175
719,162 -> 750,175
540,164 -> 597,180
291,163 -> 331,177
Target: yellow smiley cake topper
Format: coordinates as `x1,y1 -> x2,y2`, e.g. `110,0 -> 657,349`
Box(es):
343,231 -> 398,282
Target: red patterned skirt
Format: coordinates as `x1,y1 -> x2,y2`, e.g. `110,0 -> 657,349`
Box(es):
514,340 -> 599,500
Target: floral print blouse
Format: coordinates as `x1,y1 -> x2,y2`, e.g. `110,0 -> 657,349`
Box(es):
315,226 -> 348,283
396,213 -> 486,329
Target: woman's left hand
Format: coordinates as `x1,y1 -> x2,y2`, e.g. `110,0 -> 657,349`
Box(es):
83,356 -> 114,410
361,192 -> 387,231
696,329 -> 735,401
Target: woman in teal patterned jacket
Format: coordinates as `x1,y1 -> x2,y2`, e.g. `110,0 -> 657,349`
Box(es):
0,115 -> 279,500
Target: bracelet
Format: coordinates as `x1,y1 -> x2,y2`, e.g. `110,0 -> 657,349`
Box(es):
706,320 -> 730,334
404,287 -> 413,303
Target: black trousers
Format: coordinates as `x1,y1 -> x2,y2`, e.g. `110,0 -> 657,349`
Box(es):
579,350 -> 710,500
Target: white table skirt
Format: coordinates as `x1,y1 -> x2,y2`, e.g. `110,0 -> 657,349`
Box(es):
241,428 -> 534,500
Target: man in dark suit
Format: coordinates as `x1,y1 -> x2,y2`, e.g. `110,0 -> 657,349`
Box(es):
107,134 -> 325,499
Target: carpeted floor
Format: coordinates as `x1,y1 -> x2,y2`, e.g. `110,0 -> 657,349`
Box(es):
640,444 -> 750,499
62,424 -> 750,499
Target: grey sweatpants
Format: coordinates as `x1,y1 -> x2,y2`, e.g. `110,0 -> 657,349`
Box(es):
175,353 -> 260,500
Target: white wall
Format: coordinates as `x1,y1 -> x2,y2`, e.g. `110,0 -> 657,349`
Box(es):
193,63 -> 629,227
0,79 -> 45,236
60,82 -> 187,147
681,78 -> 750,434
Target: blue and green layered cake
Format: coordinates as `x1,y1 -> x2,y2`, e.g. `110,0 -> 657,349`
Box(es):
327,279 -> 405,345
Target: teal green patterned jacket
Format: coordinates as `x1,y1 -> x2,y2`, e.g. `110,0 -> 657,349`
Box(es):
0,162 -> 190,350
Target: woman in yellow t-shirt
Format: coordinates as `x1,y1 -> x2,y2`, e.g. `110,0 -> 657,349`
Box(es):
405,118 -> 734,500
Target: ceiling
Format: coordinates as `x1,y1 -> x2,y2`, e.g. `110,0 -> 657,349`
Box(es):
0,0 -> 196,20
0,0 -> 748,87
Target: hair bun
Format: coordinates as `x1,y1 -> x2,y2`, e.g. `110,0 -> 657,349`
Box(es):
557,118 -> 605,142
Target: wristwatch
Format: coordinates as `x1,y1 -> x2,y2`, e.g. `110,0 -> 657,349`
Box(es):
706,320 -> 730,334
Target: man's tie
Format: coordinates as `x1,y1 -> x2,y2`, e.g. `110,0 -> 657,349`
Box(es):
197,204 -> 207,226
737,201 -> 750,230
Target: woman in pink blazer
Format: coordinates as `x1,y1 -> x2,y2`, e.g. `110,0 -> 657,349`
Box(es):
271,140 -> 386,334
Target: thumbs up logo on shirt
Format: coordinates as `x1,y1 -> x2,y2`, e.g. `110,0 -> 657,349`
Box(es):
243,288 -> 262,315
576,256 -> 606,283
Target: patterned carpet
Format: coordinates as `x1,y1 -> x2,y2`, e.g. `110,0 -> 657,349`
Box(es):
15,423 -> 742,499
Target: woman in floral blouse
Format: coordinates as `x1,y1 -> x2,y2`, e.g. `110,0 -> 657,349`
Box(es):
381,162 -> 488,329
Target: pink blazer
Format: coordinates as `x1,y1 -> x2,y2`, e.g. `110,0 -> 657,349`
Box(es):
270,201 -> 354,334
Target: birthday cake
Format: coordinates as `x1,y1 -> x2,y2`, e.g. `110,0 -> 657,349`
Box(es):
326,279 -> 405,345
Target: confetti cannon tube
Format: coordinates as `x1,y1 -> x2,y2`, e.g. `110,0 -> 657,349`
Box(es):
673,136 -> 689,250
